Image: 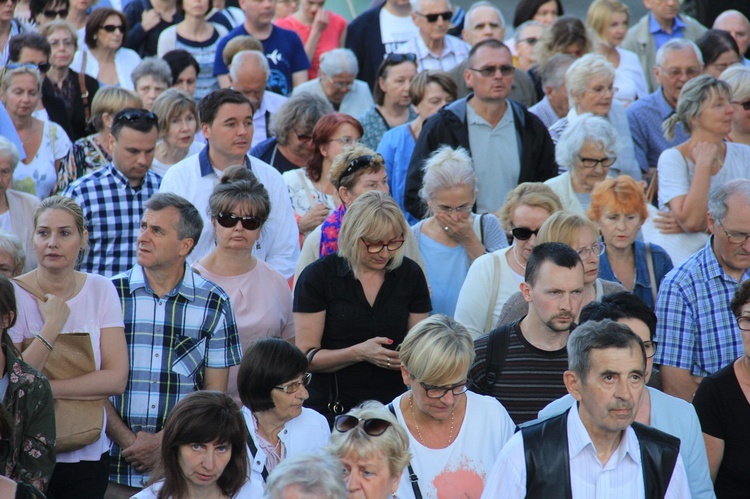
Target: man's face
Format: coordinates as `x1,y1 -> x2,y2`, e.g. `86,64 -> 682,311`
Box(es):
643,0 -> 679,26
464,45 -> 514,102
654,47 -> 701,108
707,193 -> 750,277
412,0 -> 451,44
546,81 -> 570,118
462,6 -> 505,46
230,66 -> 267,112
522,260 -> 585,333
319,71 -> 355,105
108,126 -> 158,187
515,23 -> 544,70
136,207 -> 194,271
239,0 -> 275,26
17,47 -> 49,76
714,13 -> 750,56
201,102 -> 254,161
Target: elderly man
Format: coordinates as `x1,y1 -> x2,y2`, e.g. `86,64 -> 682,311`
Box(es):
529,53 -> 575,128
291,48 -> 374,118
228,50 -> 288,146
482,319 -> 691,498
395,0 -> 469,71
713,9 -> 750,65
447,1 -> 536,107
514,20 -> 544,72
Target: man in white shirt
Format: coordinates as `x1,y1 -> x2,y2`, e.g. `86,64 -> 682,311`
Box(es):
482,319 -> 691,498
159,89 -> 299,279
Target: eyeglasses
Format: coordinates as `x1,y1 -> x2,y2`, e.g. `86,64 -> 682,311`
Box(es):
330,136 -> 360,147
518,37 -> 539,45
737,316 -> 750,331
43,8 -> 68,17
341,153 -> 381,178
100,24 -> 125,33
584,84 -> 618,96
577,241 -> 605,259
642,341 -> 658,359
468,65 -> 515,78
435,203 -> 472,214
294,130 -> 312,142
718,221 -> 750,244
274,372 -> 312,394
577,155 -> 616,169
414,10 -> 452,23
385,53 -> 417,64
511,227 -> 539,241
419,380 -> 468,399
733,100 -> 750,111
216,212 -> 263,231
6,62 -> 49,72
113,109 -> 157,126
659,67 -> 701,79
49,39 -> 74,48
325,75 -> 354,90
360,236 -> 405,253
334,415 -> 392,436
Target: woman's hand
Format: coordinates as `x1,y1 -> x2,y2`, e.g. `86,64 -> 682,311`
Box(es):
654,211 -> 685,235
37,294 -> 70,333
692,142 -> 721,174
298,203 -> 329,233
311,8 -> 329,34
435,212 -> 478,245
357,337 -> 402,370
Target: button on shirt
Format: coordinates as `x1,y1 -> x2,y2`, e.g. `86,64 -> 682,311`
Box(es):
649,13 -> 686,52
396,33 -> 470,72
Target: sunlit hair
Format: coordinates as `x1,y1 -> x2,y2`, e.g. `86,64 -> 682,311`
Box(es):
707,178 -> 750,223
327,401 -> 410,478
309,113 -> 364,183
535,16 -> 592,68
39,20 -> 78,51
223,38 -> 264,67
587,175 -> 648,223
337,191 -> 407,279
89,87 -> 142,132
151,89 -> 198,140
34,196 -> 86,237
586,0 -> 629,43
537,210 -> 598,248
132,57 -> 172,89
264,453 -> 347,499
1,66 -> 42,94
408,69 -> 457,107
328,145 -> 384,191
207,165 -> 270,224
565,53 -> 616,101
229,50 -> 269,82
498,182 -> 562,232
319,48 -> 358,77
720,65 -> 750,105
662,75 -> 731,140
419,146 -> 476,208
399,314 -> 474,386
555,113 -> 618,170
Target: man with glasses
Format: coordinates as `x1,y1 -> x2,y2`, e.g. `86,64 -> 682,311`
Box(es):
468,243 -> 584,425
405,39 -> 556,220
656,179 -> 750,403
63,108 -> 162,277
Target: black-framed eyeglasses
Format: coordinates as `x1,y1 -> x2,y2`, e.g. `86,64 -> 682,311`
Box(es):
216,212 -> 263,231
294,130 -> 312,142
113,109 -> 157,126
734,100 -> 750,111
468,65 -> 515,78
577,155 -> 616,169
360,236 -> 405,254
737,316 -> 750,331
341,154 -> 382,179
274,372 -> 312,394
511,227 -> 539,241
419,380 -> 468,399
6,62 -> 48,73
43,8 -> 68,17
577,241 -> 605,259
643,341 -> 658,359
334,415 -> 391,436
414,10 -> 452,22
100,24 -> 125,33
385,52 -> 417,64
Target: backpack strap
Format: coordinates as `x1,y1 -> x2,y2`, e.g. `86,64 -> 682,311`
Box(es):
78,52 -> 90,125
387,403 -> 423,499
483,322 -> 512,393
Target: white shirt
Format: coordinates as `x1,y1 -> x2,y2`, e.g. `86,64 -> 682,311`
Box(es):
379,8 -> 419,53
396,34 -> 470,72
482,403 -> 691,498
252,91 -> 288,147
292,78 -> 374,120
71,47 -> 142,90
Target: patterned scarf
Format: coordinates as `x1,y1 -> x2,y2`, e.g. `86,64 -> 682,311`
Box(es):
319,204 -> 347,257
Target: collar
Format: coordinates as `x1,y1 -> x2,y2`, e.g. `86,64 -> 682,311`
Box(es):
126,263 -> 198,302
416,34 -> 455,58
632,241 -> 653,288
703,235 -> 750,282
107,162 -> 142,190
198,144 -> 252,177
466,98 -> 513,128
567,403 -> 640,467
654,87 -> 676,119
648,13 -> 685,34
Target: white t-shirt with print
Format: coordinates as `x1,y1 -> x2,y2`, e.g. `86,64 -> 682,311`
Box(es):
379,8 -> 419,54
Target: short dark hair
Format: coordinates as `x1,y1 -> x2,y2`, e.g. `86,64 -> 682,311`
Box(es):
9,32 -> 51,62
524,242 -> 582,286
372,54 -> 417,106
579,292 -> 657,341
198,88 -> 253,125
237,338 -> 308,413
30,0 -> 68,22
512,0 -> 563,28
163,50 -> 200,83
110,108 -> 159,139
144,193 -> 203,253
697,29 -> 741,67
568,319 -> 645,382
731,279 -> 750,318
468,38 -> 511,66
85,8 -> 128,50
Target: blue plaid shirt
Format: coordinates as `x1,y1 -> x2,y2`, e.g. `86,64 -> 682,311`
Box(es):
655,238 -> 750,377
63,163 -> 161,277
108,264 -> 242,487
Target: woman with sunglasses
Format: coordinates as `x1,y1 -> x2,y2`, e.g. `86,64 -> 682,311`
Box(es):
722,65 -> 750,147
237,338 -> 330,497
358,53 -> 417,150
327,401 -> 410,499
390,315 -> 514,498
193,166 -> 294,402
295,190 -> 431,422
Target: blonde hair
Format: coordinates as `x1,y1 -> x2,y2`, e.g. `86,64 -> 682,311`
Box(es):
90,87 -> 143,132
537,211 -> 598,248
1,66 -> 42,94
586,0 -> 629,43
662,74 -> 731,141
151,88 -> 198,140
38,20 -> 79,50
328,145 -> 385,191
720,65 -> 750,105
498,183 -> 562,231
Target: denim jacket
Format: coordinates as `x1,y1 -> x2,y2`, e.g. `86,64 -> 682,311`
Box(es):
598,240 -> 674,308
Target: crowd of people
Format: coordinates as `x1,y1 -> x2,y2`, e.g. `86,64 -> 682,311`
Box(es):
0,0 -> 750,497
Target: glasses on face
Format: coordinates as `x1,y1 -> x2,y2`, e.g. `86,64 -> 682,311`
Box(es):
334,415 -> 392,436
660,67 -> 701,79
325,75 -> 354,90
49,39 -> 74,48
577,241 -> 605,259
294,130 -> 312,142
43,8 -> 68,17
7,61 -> 49,72
718,221 -> 750,244
274,372 -> 312,394
415,10 -> 452,23
216,212 -> 263,231
518,36 -> 539,46
733,100 -> 750,111
577,155 -> 616,169
435,203 -> 472,214
113,109 -> 157,126
737,316 -> 750,331
385,52 -> 417,64
643,341 -> 658,359
100,24 -> 125,33
360,236 -> 405,254
329,136 -> 360,147
468,64 -> 515,78
419,380 -> 468,399
511,226 -> 539,241
585,84 -> 618,96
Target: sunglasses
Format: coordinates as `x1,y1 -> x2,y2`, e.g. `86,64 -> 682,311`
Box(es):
43,8 -> 68,17
734,100 -> 750,111
385,52 -> 417,64
216,212 -> 263,231
294,130 -> 312,142
113,109 -> 157,126
415,10 -> 452,23
469,65 -> 515,78
511,227 -> 539,241
6,62 -> 49,72
274,372 -> 312,394
334,415 -> 391,436
100,24 -> 125,33
341,154 -> 382,179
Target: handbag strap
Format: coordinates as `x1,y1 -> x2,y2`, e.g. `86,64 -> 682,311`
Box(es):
387,403 -> 423,499
78,52 -> 90,124
644,243 -> 658,306
484,252 -> 502,334
12,278 -> 47,302
246,434 -> 270,482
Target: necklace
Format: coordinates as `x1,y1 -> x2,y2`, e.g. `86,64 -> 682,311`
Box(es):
512,244 -> 526,270
35,270 -> 77,300
409,393 -> 454,447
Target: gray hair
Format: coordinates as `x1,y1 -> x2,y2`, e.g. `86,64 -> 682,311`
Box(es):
540,53 -> 576,90
0,230 -> 25,276
466,1 -> 505,29
264,453 -> 347,499
144,193 -> 203,253
721,65 -> 750,104
131,57 -> 172,88
514,20 -> 544,44
555,113 -> 618,169
319,49 -> 359,78
708,179 -> 750,222
270,94 -> 333,145
229,50 -> 270,83
655,38 -> 703,69
565,53 -> 615,99
568,319 -> 645,382
409,0 -> 451,14
0,137 -> 20,169
662,74 -> 731,140
418,146 -> 476,204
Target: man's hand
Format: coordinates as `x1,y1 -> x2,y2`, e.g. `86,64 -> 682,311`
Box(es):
122,431 -> 162,473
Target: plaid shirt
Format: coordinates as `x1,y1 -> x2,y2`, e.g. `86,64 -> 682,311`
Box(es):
62,163 -> 161,277
108,264 -> 242,487
655,238 -> 750,377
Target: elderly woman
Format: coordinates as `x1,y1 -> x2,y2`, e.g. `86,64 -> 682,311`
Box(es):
150,89 -> 203,176
390,315 -> 515,497
378,70 -> 456,225
132,57 -> 172,111
327,401 -> 409,499
586,0 -> 648,107
359,53 -> 418,150
413,146 -> 507,317
548,54 -> 640,180
71,8 -> 142,89
0,231 -> 25,278
237,338 -> 330,497
39,20 -> 100,142
295,191 -> 431,421
163,49 -> 200,97
693,279 -> 750,499
292,48 -> 375,119
499,211 -> 627,325
265,453 -> 347,499
545,114 -> 621,216
722,65 -> 750,146
0,137 -> 38,272
587,176 -> 673,308
697,29 -> 742,79
1,66 -> 71,200
455,182 -> 562,338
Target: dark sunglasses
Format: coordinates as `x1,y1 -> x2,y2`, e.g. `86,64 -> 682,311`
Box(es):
6,62 -> 49,72
100,24 -> 125,33
113,109 -> 157,126
469,64 -> 515,78
294,130 -> 312,142
43,8 -> 68,17
734,100 -> 750,111
416,10 -> 452,22
341,154 -> 382,180
216,212 -> 263,231
511,227 -> 539,241
334,415 -> 391,436
385,52 -> 417,64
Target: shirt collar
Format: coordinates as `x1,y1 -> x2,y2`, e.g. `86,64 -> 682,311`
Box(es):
126,263 -> 198,302
648,12 -> 684,34
466,99 -> 513,127
567,403 -> 640,467
198,144 -> 252,177
703,235 -> 750,282
417,34 -> 453,58
654,87 -> 677,118
107,162 -> 140,190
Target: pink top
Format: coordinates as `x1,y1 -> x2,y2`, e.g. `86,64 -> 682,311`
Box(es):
275,13 -> 348,79
192,260 -> 295,401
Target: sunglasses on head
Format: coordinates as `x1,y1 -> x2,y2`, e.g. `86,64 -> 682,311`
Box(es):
385,53 -> 417,64
113,109 -> 157,126
416,10 -> 452,22
100,24 -> 125,33
511,227 -> 539,241
6,62 -> 49,72
216,212 -> 263,231
334,415 -> 391,436
341,154 -> 382,180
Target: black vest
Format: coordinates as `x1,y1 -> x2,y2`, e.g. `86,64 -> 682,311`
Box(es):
520,408 -> 681,499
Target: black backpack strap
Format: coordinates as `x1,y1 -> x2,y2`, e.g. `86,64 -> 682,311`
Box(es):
483,322 -> 514,393
387,403 -> 423,499
247,433 -> 270,482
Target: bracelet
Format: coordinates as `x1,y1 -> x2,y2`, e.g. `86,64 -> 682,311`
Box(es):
34,334 -> 53,351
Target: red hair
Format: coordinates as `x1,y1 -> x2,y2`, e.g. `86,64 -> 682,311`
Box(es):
307,113 -> 363,182
587,175 -> 649,222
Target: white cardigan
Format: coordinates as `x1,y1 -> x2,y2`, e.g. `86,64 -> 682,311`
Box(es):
70,47 -> 142,90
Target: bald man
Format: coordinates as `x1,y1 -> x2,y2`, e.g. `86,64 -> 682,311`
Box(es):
713,10 -> 750,64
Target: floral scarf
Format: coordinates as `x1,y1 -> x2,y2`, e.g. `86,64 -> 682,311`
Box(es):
319,204 -> 347,257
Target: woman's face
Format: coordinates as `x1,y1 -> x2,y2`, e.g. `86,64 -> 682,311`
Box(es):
183,0 -> 210,18
573,227 -> 601,285
405,369 -> 467,422
428,184 -> 474,224
48,29 -> 76,69
211,202 -> 262,252
596,206 -> 643,252
33,208 -> 86,272
136,75 -> 169,111
165,110 -> 197,149
0,156 -> 13,199
379,62 -> 417,108
570,140 -> 611,194
358,229 -> 401,273
178,441 -> 232,491
732,97 -> 750,135
695,92 -> 734,137
705,50 -> 741,79
320,123 -> 361,163
604,11 -> 628,47
0,250 -> 19,279
173,66 -> 198,96
533,0 -> 558,26
414,81 -> 453,119
0,0 -> 15,23
511,204 -> 551,264
96,15 -> 125,51
269,373 -> 309,423
341,450 -> 400,499
341,169 -> 389,206
1,74 -> 40,119
575,73 -> 615,116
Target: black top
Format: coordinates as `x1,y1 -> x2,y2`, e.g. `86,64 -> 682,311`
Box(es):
124,0 -> 184,57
